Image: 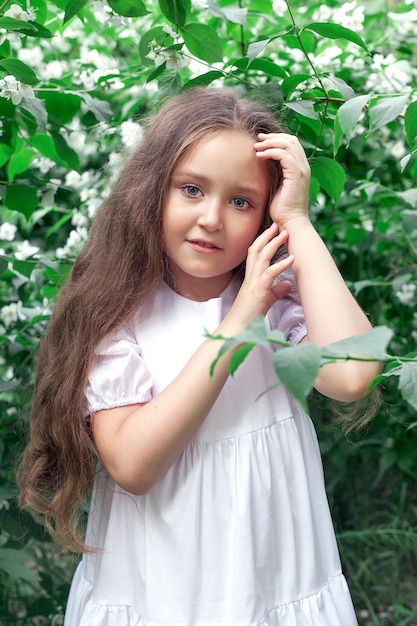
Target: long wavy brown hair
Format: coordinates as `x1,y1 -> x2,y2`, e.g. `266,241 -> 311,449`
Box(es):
17,87 -> 285,551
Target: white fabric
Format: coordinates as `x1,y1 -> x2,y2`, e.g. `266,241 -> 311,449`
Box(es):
65,278 -> 358,626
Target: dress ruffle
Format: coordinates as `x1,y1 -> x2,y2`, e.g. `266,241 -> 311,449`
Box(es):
66,568 -> 355,626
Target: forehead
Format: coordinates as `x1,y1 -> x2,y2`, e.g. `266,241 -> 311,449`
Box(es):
173,130 -> 269,191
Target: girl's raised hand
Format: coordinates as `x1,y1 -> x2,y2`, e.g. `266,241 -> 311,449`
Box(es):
254,133 -> 310,229
223,224 -> 294,335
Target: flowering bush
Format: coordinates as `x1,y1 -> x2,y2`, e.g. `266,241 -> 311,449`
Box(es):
0,0 -> 416,623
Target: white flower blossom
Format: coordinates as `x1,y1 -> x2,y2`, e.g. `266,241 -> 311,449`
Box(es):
0,223 -> 17,241
55,227 -> 88,259
312,1 -> 364,31
40,59 -> 69,81
395,283 -> 416,305
1,301 -> 26,327
4,2 -> 35,21
85,196 -> 102,218
165,50 -> 187,71
146,43 -> 167,67
32,156 -> 56,174
40,179 -> 60,208
388,8 -> 417,36
92,0 -> 112,23
120,119 -> 144,148
272,0 -> 287,17
146,40 -> 187,70
14,239 -> 39,260
18,45 -> 43,70
0,75 -> 34,105
366,54 -> 413,92
0,75 -> 20,104
71,211 -> 88,228
163,25 -> 177,38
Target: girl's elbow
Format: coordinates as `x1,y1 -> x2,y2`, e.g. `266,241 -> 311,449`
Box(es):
316,361 -> 380,402
106,460 -> 159,495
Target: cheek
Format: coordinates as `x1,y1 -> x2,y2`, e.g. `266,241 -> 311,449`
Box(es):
232,221 -> 261,256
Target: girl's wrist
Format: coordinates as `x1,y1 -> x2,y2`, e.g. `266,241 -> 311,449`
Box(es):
275,214 -> 312,235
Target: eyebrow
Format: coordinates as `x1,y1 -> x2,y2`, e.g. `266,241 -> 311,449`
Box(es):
172,168 -> 266,197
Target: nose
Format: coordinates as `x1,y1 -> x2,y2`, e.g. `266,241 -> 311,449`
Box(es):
197,198 -> 223,232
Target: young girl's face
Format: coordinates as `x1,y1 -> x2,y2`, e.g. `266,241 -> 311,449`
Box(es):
163,130 -> 269,300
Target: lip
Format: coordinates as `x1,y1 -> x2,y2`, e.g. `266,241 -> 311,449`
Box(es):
187,239 -> 222,252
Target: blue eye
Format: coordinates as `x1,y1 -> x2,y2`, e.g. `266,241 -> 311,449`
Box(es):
183,185 -> 201,197
232,197 -> 250,209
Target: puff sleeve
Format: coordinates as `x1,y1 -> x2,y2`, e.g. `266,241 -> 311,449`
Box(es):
85,325 -> 153,415
267,297 -> 307,345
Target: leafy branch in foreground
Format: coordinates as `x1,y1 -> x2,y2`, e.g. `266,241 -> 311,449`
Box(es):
208,317 -> 416,412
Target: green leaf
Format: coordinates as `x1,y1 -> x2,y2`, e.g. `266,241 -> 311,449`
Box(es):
79,93 -> 113,122
405,100 -> 417,149
281,73 -> 311,97
326,76 -> 355,100
323,326 -> 393,361
284,100 -> 319,120
5,184 -> 38,219
229,343 -> 256,376
248,58 -> 287,79
107,0 -> 149,16
369,94 -> 409,132
157,71 -> 183,96
399,362 -> 417,411
7,148 -> 35,182
247,39 -> 270,62
40,91 -> 81,126
333,94 -> 370,154
185,70 -> 224,88
206,0 -> 247,26
22,21 -> 54,38
31,133 -> 66,166
310,157 -> 346,204
209,316 -> 273,375
272,342 -> 321,410
181,23 -> 223,63
303,22 -> 369,53
45,212 -> 73,238
64,0 -> 88,23
0,548 -> 39,584
51,131 -> 80,172
159,0 -> 190,26
11,258 -> 38,278
0,144 -> 13,168
18,96 -> 48,130
0,256 -> 8,275
146,62 -> 167,83
0,17 -> 53,38
0,17 -> 36,32
0,58 -> 38,85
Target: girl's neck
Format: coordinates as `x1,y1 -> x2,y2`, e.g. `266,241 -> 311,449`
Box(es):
164,270 -> 235,302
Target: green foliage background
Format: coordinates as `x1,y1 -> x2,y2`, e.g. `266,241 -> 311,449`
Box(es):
0,0 -> 416,624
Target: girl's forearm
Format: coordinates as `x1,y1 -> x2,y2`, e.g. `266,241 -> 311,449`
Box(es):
284,217 -> 380,400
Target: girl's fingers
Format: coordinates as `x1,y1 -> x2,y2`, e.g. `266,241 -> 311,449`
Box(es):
249,224 -> 288,255
246,228 -> 294,286
254,134 -> 309,167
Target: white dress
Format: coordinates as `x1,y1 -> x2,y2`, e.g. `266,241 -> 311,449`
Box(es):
64,278 -> 358,626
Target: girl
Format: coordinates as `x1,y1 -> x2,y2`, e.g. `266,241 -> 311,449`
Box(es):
18,87 -> 379,625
